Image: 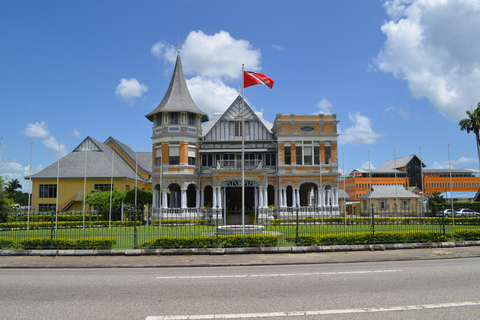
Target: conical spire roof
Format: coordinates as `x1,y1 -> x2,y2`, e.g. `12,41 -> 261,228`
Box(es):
145,52 -> 209,122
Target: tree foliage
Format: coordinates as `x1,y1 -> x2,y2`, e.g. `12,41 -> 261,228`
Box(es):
459,102 -> 480,171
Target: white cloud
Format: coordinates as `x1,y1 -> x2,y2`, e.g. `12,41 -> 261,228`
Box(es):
315,98 -> 333,114
375,0 -> 480,121
397,108 -> 410,120
23,121 -> 50,139
430,156 -> 478,169
187,76 -> 239,115
361,161 -> 376,170
151,41 -> 166,59
0,158 -> 31,192
152,30 -> 263,118
72,128 -> 81,137
23,122 -> 67,157
338,112 -> 383,145
115,78 -> 148,104
272,44 -> 284,52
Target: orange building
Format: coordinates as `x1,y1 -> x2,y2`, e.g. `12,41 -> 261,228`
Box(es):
423,169 -> 480,196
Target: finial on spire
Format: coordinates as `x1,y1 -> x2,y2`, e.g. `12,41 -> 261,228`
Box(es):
177,37 -> 180,53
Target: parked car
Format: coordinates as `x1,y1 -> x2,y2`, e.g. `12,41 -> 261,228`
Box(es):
437,209 -> 458,217
456,208 -> 480,217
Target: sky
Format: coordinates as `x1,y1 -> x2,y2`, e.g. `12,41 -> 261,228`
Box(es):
1,0 -> 480,192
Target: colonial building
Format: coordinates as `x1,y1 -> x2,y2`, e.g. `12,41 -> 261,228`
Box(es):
27,137 -> 151,212
358,185 -> 421,216
147,52 -> 341,223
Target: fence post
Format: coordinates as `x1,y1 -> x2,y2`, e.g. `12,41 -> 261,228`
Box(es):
442,203 -> 446,240
295,204 -> 300,246
216,204 -> 219,248
133,205 -> 138,249
50,209 -> 54,250
371,203 -> 375,245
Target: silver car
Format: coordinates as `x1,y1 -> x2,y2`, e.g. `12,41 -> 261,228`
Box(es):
456,208 -> 480,217
437,209 -> 458,217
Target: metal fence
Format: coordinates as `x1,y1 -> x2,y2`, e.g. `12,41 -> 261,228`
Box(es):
1,204 -> 479,250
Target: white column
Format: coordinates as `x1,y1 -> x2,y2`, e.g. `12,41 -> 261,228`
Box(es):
217,187 -> 222,209
200,189 -> 204,208
264,187 -> 268,208
326,189 -> 331,207
212,187 -> 217,208
279,189 -> 284,207
296,189 -> 301,207
292,188 -> 296,207
333,188 -> 339,206
181,190 -> 187,208
259,187 -> 264,208
283,189 -> 287,207
196,189 -> 200,208
162,189 -> 168,208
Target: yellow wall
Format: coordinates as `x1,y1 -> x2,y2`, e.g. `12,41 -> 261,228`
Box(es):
31,178 -> 151,212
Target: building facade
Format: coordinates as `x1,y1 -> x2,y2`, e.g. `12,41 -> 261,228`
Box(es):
147,53 -> 341,224
28,137 -> 151,212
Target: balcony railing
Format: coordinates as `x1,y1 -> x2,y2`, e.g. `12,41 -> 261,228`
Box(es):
216,160 -> 263,170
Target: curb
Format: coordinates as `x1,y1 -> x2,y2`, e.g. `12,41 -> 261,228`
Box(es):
2,241 -> 480,256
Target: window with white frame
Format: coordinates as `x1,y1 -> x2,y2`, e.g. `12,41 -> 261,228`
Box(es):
188,146 -> 196,165
155,148 -> 162,166
235,121 -> 243,137
169,146 -> 180,165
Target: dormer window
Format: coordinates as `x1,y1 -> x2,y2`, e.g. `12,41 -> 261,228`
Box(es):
188,113 -> 196,126
170,112 -> 179,124
235,121 -> 243,137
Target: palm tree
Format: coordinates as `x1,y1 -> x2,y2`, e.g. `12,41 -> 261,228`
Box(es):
6,178 -> 22,193
459,102 -> 480,172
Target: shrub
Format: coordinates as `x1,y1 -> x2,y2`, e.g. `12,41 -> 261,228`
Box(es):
0,236 -> 15,249
19,237 -> 117,249
141,234 -> 278,249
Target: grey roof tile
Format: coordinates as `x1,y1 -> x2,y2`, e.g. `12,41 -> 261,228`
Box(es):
145,52 -> 209,122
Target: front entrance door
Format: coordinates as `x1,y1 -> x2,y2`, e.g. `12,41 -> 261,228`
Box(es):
225,186 -> 255,225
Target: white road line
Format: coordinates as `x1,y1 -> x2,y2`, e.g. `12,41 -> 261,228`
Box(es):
146,301 -> 480,319
155,270 -> 402,280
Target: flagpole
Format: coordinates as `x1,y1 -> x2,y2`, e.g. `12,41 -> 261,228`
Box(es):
448,144 -> 454,225
83,147 -> 87,229
394,149 -> 398,216
109,150 -> 114,228
420,146 -> 425,224
55,144 -> 60,230
0,137 -> 3,176
241,64 -> 245,233
27,143 -> 33,231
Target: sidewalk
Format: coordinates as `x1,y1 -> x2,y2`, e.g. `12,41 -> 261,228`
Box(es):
2,241 -> 480,268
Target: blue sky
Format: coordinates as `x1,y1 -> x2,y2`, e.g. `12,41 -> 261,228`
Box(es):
1,0 -> 480,191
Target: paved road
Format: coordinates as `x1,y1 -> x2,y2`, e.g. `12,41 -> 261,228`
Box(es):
1,257 -> 480,319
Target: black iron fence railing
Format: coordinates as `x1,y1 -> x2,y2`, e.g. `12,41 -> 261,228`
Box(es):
1,204 -> 479,250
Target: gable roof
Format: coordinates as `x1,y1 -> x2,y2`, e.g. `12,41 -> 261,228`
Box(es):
145,52 -> 209,122
202,95 -> 273,140
379,154 -> 425,170
359,185 -> 420,199
28,137 -> 151,183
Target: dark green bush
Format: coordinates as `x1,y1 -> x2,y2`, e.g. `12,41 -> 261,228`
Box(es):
19,237 -> 117,249
0,236 -> 15,249
141,234 -> 278,249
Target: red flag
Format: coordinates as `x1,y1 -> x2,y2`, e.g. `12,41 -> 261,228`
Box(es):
244,71 -> 274,89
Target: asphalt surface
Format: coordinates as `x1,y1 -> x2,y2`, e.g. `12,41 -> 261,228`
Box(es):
2,241 -> 480,268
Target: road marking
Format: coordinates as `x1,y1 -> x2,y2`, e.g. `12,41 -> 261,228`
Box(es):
156,269 -> 401,280
146,301 -> 480,319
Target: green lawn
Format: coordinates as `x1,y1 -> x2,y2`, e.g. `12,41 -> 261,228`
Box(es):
2,222 -> 479,249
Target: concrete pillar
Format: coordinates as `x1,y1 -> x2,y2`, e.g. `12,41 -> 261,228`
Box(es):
162,189 -> 168,208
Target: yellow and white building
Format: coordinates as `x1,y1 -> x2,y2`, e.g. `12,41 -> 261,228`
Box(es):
147,52 -> 345,223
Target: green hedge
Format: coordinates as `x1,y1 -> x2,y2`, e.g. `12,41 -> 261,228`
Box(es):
0,220 -> 141,230
141,234 -> 278,249
0,236 -> 15,249
151,219 -> 210,226
272,217 -> 480,226
19,237 -> 117,249
298,229 -> 480,246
